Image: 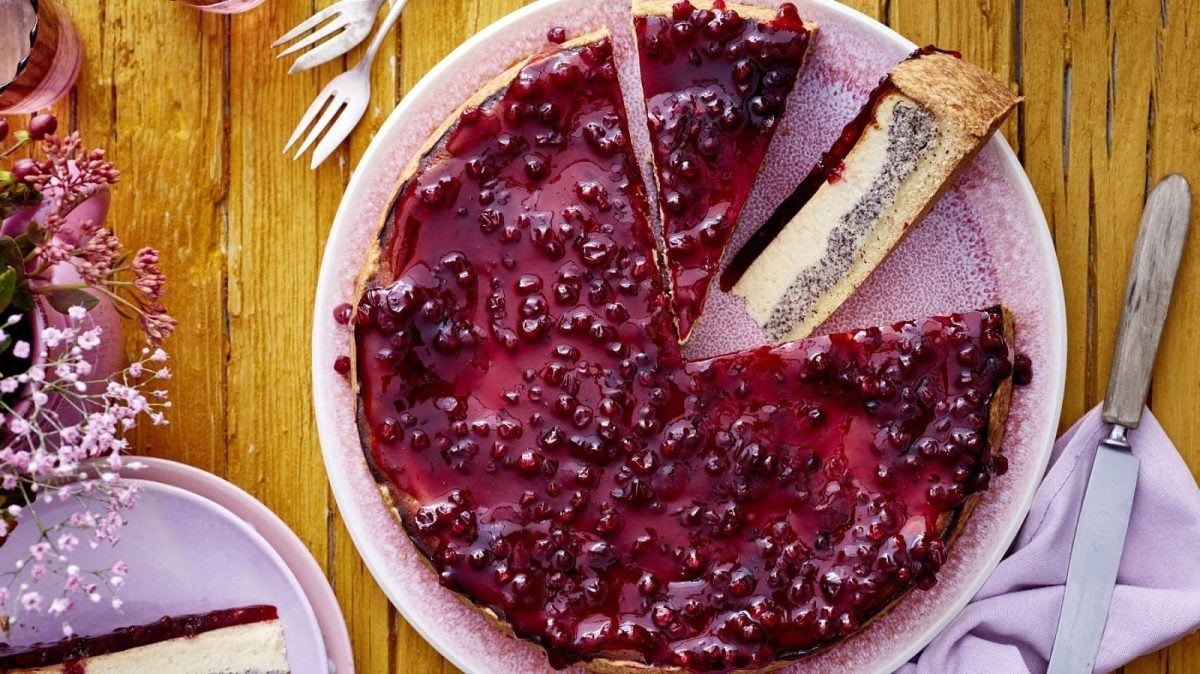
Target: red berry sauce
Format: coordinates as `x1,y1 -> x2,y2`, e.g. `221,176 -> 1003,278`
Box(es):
353,33 -> 1014,674
0,605 -> 278,667
637,2 -> 812,340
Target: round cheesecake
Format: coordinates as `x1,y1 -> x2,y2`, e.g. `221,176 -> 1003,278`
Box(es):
346,3 -> 1018,672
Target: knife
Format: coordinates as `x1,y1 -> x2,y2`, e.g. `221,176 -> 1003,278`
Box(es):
1046,174 -> 1193,674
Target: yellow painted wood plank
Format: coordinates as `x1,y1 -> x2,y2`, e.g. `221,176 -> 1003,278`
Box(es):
332,505 -> 394,674
68,1 -> 230,473
836,0 -> 885,22
887,0 -> 1019,144
1020,0 -> 1159,435
224,0 -> 333,575
1126,1 -> 1200,669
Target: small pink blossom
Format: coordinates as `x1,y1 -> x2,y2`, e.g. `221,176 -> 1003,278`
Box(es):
12,340 -> 29,359
20,592 -> 42,612
0,313 -> 169,631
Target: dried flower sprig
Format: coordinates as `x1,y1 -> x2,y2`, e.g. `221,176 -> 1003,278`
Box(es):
0,114 -> 176,345
0,309 -> 171,635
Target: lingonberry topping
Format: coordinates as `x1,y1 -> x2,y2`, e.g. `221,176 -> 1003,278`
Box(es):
1013,352 -> 1033,386
352,28 -> 1016,674
636,2 -> 812,339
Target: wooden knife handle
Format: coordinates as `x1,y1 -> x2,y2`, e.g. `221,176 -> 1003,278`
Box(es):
1103,174 -> 1193,428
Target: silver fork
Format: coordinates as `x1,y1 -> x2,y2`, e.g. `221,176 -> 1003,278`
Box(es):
273,0 -> 388,74
283,0 -> 409,169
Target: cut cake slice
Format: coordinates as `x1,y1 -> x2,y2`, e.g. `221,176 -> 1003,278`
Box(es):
724,48 -> 1018,343
634,0 -> 815,342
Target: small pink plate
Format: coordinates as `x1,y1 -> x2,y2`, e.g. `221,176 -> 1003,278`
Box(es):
0,458 -> 351,674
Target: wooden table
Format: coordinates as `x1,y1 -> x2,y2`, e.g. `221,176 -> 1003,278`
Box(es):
12,0 -> 1198,671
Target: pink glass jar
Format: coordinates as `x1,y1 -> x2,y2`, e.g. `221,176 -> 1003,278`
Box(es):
175,0 -> 265,14
0,0 -> 82,114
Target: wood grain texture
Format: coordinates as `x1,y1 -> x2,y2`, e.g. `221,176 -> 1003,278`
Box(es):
4,0 -> 1197,672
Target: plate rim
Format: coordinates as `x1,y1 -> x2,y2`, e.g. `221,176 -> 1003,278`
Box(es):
312,0 -> 1068,671
131,456 -> 351,674
0,473 -> 331,673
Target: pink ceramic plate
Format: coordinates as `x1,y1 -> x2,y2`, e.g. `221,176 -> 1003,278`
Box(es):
0,469 -> 334,673
312,1 -> 1067,672
133,457 -> 353,674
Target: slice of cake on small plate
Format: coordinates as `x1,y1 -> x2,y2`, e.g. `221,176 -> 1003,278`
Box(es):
634,0 -> 816,342
0,605 -> 288,673
723,48 -> 1019,343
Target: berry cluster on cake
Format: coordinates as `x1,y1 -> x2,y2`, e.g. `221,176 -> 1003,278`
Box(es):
344,1 -> 1019,671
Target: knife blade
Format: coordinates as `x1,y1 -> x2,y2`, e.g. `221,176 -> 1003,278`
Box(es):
1047,174 -> 1192,674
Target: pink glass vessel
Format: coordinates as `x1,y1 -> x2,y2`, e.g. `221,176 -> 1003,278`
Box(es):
0,0 -> 82,114
176,0 -> 265,13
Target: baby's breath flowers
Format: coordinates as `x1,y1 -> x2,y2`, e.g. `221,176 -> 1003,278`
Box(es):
0,115 -> 177,635
1,114 -> 176,345
0,309 -> 170,634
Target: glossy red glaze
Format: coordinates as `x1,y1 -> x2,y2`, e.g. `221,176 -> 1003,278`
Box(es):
721,45 -> 961,292
353,35 -> 1013,674
0,605 -> 278,667
636,1 -> 812,338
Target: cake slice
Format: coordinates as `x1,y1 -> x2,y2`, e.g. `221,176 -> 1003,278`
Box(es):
634,0 -> 815,342
0,605 -> 288,673
723,48 -> 1018,343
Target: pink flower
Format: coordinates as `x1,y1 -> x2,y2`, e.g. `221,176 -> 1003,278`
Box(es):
8,418 -> 31,435
131,248 -> 167,302
12,341 -> 29,359
20,592 -> 42,612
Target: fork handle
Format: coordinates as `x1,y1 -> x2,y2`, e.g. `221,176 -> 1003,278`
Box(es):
360,0 -> 409,65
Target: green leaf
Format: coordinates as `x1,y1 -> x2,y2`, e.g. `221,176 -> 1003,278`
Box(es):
47,288 -> 99,314
0,268 -> 14,312
0,238 -> 23,278
11,283 -> 33,312
13,222 -> 45,255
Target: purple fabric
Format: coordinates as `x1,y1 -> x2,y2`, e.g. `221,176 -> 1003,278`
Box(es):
899,406 -> 1200,673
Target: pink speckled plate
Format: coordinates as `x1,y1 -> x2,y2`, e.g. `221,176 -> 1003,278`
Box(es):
0,471 -> 333,673
312,1 -> 1067,672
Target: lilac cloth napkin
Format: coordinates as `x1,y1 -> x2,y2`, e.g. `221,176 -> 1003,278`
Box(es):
898,406 -> 1200,673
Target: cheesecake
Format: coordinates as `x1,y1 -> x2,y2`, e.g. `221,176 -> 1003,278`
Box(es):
0,605 -> 288,673
723,48 -> 1019,343
348,21 -> 1018,671
634,0 -> 815,342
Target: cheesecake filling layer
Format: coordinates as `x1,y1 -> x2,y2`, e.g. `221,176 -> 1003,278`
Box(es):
734,96 -> 937,343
